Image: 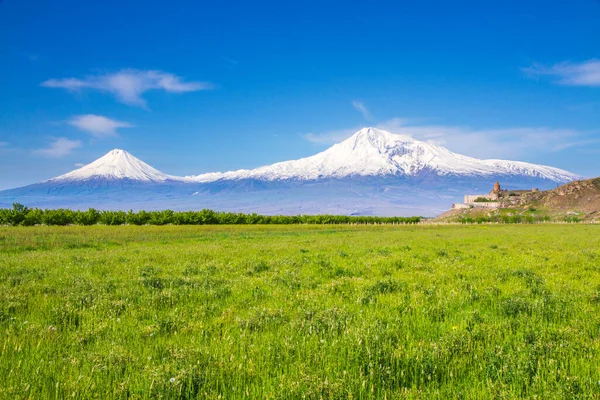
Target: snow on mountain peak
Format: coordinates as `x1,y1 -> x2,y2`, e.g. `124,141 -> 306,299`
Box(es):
43,127 -> 580,186
188,127 -> 580,183
2,127 -> 582,216
352,126 -> 413,143
49,149 -> 173,183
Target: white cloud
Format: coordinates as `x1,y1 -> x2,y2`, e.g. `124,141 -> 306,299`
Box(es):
68,114 -> 132,138
34,138 -> 82,158
74,163 -> 84,167
352,100 -> 373,120
41,69 -> 212,108
0,142 -> 8,147
303,127 -> 359,145
222,56 -> 239,65
24,53 -> 41,62
303,118 -> 599,160
524,59 -> 600,87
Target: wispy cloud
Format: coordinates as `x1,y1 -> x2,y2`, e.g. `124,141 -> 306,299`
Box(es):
41,69 -> 212,108
74,163 -> 84,168
0,142 -> 11,157
34,138 -> 82,158
303,118 -> 599,160
68,114 -> 132,138
23,53 -> 41,62
524,59 -> 600,87
222,56 -> 239,65
352,100 -> 373,120
303,128 -> 360,145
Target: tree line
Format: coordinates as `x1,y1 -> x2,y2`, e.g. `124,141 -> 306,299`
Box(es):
0,203 -> 421,226
457,215 -> 568,224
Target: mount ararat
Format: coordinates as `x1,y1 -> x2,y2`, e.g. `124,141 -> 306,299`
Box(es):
0,128 -> 580,216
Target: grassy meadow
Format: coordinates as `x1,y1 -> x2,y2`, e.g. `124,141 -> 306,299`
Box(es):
1,224 -> 600,399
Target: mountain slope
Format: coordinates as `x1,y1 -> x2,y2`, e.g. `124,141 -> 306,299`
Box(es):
50,149 -> 176,183
0,128 -> 582,216
187,128 -> 578,183
519,177 -> 600,219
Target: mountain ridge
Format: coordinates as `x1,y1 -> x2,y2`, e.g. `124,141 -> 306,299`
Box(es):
0,127 -> 583,216
39,127 -> 581,184
185,128 -> 578,183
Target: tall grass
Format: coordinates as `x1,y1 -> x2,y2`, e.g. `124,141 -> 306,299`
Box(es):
1,225 -> 599,398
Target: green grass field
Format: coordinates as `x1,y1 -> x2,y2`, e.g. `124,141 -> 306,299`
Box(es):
1,225 -> 600,399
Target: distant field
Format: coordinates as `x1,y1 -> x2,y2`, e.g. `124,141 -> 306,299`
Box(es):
1,225 -> 600,399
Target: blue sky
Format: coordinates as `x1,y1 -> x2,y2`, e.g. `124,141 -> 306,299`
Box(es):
1,0 -> 599,189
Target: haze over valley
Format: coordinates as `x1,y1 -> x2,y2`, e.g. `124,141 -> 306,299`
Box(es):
0,128 -> 580,216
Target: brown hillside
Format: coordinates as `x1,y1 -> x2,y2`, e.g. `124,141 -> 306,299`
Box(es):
436,177 -> 600,221
520,177 -> 600,216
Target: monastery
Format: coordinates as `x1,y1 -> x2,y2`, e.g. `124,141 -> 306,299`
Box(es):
453,182 -> 539,210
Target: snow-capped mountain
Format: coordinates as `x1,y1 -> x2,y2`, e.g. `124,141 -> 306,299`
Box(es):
0,127 -> 582,216
188,128 -> 578,183
49,149 -> 176,183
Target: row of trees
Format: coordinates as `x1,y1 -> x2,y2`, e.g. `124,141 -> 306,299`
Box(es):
457,215 -> 554,224
0,204 -> 421,226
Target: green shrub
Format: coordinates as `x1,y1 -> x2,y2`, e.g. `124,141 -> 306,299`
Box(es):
75,208 -> 100,226
0,206 -> 421,226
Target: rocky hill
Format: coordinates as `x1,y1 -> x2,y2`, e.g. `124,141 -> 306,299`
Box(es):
438,177 -> 600,222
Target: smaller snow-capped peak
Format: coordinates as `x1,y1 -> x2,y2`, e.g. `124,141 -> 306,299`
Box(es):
49,149 -> 175,183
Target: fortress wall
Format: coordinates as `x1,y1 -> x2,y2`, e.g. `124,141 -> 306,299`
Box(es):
469,202 -> 500,208
452,203 -> 471,209
464,194 -> 493,203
